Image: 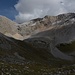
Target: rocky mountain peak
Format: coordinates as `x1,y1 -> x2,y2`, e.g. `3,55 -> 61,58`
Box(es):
0,15 -> 17,34
16,13 -> 75,39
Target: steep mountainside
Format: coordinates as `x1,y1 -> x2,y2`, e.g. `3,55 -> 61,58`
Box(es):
17,13 -> 75,39
1,13 -> 75,40
24,13 -> 75,61
0,15 -> 17,34
0,15 -> 24,40
0,32 -> 51,63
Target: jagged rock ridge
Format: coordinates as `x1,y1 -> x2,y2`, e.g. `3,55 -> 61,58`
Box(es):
17,13 -> 75,39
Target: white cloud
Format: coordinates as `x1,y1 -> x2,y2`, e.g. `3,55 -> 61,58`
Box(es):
14,0 -> 75,23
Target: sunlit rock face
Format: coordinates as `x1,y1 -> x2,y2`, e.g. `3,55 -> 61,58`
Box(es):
0,15 -> 17,35
1,13 -> 75,40
16,13 -> 75,39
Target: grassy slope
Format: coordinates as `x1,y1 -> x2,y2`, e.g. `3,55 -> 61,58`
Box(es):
56,41 -> 75,53
0,36 -> 75,64
0,61 -> 75,75
0,36 -> 75,74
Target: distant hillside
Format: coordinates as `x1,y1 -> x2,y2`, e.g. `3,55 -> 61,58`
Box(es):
25,13 -> 75,61
0,15 -> 17,34
0,15 -> 24,40
1,13 -> 75,40
17,13 -> 75,39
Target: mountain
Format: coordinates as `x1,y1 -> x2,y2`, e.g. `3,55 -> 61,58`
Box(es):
0,15 -> 24,40
17,13 -> 75,39
0,13 -> 75,62
25,13 -> 75,61
0,15 -> 17,34
0,13 -> 75,74
1,13 -> 75,40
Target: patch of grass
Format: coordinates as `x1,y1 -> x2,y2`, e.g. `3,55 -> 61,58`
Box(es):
56,41 -> 75,53
0,61 -> 75,75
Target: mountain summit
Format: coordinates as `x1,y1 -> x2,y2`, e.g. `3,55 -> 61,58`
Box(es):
17,13 -> 75,39
0,15 -> 17,34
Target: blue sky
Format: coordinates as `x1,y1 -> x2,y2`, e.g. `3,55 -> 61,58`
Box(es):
0,0 -> 18,20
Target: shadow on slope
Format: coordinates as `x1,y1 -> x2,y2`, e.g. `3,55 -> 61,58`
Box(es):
56,41 -> 75,54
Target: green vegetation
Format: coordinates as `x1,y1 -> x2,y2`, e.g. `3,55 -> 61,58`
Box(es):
0,33 -> 75,75
56,41 -> 75,53
0,61 -> 75,75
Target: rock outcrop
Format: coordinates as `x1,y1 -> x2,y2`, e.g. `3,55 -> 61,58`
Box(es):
0,15 -> 17,34
0,15 -> 24,40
